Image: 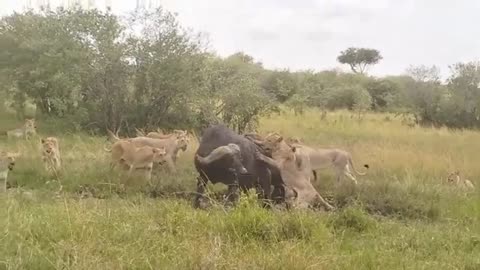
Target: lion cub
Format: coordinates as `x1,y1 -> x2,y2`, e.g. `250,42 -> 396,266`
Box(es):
7,119 -> 37,140
447,171 -> 475,190
0,151 -> 20,192
108,140 -> 168,181
41,137 -> 62,174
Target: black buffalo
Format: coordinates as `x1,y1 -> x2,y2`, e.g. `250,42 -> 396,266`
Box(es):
193,124 -> 284,208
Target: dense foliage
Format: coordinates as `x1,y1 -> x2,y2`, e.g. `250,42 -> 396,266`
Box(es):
2,8 -> 480,132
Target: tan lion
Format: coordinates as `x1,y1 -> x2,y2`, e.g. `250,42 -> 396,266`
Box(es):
254,134 -> 334,211
41,137 -> 62,174
285,136 -> 303,144
107,130 -> 189,173
0,151 -> 20,192
135,127 -> 147,137
147,129 -> 187,139
106,140 -> 168,182
169,135 -> 189,164
447,170 -> 475,190
135,128 -> 187,140
7,119 -> 37,140
247,132 -> 368,184
290,142 -> 369,185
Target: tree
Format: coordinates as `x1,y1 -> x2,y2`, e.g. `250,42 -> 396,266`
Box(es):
337,47 -> 382,74
403,62 -> 480,129
126,7 -> 209,132
201,54 -> 277,133
405,65 -> 441,83
446,62 -> 480,128
0,11 -> 87,117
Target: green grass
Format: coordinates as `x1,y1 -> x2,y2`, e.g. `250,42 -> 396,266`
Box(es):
1,108 -> 480,269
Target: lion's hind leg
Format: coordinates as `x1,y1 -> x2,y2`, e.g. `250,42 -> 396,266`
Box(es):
344,164 -> 358,185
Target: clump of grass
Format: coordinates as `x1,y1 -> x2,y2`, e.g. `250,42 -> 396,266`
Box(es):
222,190 -> 279,242
329,205 -> 377,233
277,211 -> 331,242
332,179 -> 441,221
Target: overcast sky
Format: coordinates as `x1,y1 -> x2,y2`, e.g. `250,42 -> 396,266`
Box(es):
2,0 -> 480,78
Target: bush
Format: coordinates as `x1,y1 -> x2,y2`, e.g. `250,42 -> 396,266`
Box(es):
326,86 -> 372,112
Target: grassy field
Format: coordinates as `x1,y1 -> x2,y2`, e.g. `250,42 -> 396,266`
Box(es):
1,109 -> 480,269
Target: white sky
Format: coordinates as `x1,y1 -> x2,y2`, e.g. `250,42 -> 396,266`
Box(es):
2,0 -> 480,78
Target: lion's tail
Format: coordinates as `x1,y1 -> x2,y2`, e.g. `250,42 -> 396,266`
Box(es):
107,129 -> 120,142
135,128 -> 145,137
349,157 -> 369,176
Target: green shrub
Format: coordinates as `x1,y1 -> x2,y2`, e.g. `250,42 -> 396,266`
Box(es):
329,205 -> 376,233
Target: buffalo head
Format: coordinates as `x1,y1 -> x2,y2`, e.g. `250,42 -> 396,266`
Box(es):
196,143 -> 248,175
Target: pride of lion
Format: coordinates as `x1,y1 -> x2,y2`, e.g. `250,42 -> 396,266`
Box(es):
1,118 -> 476,211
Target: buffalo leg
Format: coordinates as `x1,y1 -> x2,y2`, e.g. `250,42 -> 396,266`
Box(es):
240,185 -> 249,194
254,182 -> 271,209
271,185 -> 285,204
194,175 -> 208,209
224,173 -> 240,206
256,168 -> 272,207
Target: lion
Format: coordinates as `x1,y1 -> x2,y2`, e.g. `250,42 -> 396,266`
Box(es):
247,132 -> 368,184
285,136 -> 303,144
106,140 -> 168,182
135,128 -> 187,140
7,119 -> 37,140
148,129 -> 187,139
41,137 -> 62,174
107,130 -> 189,173
0,151 -> 20,192
290,142 -> 369,185
169,135 -> 189,164
447,170 -> 475,190
246,133 -> 302,145
135,128 -> 147,137
254,134 -> 334,211
135,128 -> 172,139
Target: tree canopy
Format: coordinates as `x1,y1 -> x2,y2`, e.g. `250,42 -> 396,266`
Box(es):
337,47 -> 383,74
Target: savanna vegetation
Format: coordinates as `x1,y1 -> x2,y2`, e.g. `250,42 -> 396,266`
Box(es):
3,7 -> 480,133
1,7 -> 480,270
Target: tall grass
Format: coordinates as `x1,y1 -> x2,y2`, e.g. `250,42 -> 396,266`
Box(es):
1,108 -> 480,269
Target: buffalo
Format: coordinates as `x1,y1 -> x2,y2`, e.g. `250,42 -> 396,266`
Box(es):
193,124 -> 284,208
